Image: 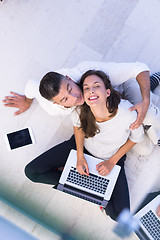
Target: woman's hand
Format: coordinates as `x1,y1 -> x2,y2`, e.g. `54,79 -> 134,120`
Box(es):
96,160 -> 115,176
76,155 -> 89,176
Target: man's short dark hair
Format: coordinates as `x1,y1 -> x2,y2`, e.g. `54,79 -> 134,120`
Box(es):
39,72 -> 64,101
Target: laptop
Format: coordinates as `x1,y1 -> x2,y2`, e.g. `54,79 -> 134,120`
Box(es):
57,149 -> 121,208
134,195 -> 160,240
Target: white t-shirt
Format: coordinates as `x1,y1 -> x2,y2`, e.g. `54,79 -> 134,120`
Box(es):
71,99 -> 144,160
24,61 -> 150,115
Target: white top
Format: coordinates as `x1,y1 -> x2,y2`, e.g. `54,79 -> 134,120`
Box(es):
24,61 -> 150,115
71,99 -> 144,160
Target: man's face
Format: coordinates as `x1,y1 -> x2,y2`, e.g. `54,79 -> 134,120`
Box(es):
52,76 -> 84,107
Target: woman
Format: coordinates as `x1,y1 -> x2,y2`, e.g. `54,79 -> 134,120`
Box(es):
71,70 -> 144,220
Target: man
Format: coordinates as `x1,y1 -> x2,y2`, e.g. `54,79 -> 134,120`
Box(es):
2,61 -> 160,134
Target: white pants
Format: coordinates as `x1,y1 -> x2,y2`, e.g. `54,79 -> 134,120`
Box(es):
117,79 -> 160,154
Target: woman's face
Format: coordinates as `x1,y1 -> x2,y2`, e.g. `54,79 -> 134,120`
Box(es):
82,75 -> 110,107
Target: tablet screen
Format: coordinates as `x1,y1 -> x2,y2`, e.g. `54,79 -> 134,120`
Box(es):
6,128 -> 34,150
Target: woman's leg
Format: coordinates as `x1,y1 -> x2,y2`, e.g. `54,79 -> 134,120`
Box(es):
105,155 -> 130,221
81,151 -> 130,221
25,135 -> 76,185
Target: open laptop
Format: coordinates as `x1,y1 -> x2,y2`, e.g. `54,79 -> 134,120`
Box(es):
134,195 -> 160,240
57,149 -> 121,208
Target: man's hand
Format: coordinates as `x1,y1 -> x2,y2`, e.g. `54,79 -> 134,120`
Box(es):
96,160 -> 115,176
76,155 -> 89,176
129,99 -> 150,130
2,91 -> 33,115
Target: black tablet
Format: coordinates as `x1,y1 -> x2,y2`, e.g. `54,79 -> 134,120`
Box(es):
5,127 -> 35,150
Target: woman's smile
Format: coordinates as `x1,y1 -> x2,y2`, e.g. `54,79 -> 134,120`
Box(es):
88,95 -> 99,101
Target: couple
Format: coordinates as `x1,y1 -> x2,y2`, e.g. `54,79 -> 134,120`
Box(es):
3,61 -> 160,220
3,61 -> 160,147
26,69 -> 145,221
3,61 -> 160,136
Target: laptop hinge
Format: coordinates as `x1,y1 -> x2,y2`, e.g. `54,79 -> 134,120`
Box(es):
57,183 -> 108,208
134,227 -> 151,240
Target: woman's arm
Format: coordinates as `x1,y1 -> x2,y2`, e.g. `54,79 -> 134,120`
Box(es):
73,126 -> 89,176
96,138 -> 136,176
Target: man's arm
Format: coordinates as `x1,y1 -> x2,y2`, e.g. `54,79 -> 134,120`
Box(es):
2,92 -> 33,115
136,71 -> 150,101
129,70 -> 150,129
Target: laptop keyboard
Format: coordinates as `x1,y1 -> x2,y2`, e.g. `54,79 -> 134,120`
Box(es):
140,210 -> 160,240
66,167 -> 109,194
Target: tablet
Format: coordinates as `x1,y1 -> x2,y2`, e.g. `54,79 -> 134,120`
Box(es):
5,127 -> 35,150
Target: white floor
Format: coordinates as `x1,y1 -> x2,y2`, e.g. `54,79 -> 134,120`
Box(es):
0,0 -> 160,239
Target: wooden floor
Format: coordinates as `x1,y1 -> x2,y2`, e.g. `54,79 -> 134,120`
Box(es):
0,0 -> 160,239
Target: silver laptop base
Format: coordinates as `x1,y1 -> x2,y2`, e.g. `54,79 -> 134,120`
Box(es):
135,228 -> 153,240
57,183 -> 108,208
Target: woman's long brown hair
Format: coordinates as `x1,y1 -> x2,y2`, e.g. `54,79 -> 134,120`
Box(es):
77,70 -> 121,138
